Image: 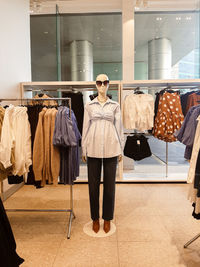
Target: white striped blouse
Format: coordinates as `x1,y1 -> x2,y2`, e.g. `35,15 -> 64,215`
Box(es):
82,97 -> 124,158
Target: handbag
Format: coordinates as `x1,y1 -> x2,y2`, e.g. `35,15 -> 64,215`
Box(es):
124,134 -> 152,161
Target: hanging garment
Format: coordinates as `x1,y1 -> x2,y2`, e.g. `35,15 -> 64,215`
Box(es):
185,92 -> 200,114
123,93 -> 154,131
0,105 -> 15,169
180,91 -> 196,116
153,91 -> 184,142
124,134 -> 152,160
0,107 -> 14,181
187,117 -> 200,219
187,115 -> 200,184
33,108 -> 60,187
29,93 -> 57,106
62,91 -> 84,135
53,106 -> 80,184
27,105 -> 43,184
12,107 -> 32,176
82,97 -> 124,158
0,198 -> 24,267
0,105 -> 31,179
154,89 -> 175,118
174,105 -> 200,160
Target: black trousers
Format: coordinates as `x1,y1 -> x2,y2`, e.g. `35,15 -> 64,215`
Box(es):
87,156 -> 118,221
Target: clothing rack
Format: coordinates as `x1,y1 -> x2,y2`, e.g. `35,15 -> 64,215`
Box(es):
0,97 -> 75,239
121,81 -> 197,178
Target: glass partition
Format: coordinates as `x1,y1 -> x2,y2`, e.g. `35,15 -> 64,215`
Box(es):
30,13 -> 122,84
135,10 -> 200,80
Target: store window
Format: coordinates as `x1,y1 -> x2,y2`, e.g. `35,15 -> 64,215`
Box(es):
134,10 -> 200,80
30,13 -> 122,84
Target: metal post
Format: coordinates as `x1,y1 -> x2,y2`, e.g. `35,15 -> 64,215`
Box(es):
166,142 -> 168,177
56,4 -> 61,82
184,233 -> 200,248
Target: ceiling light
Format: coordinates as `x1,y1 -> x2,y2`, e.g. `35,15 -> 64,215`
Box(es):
176,17 -> 181,21
135,6 -> 140,11
156,17 -> 162,21
186,16 -> 192,20
44,31 -> 48,34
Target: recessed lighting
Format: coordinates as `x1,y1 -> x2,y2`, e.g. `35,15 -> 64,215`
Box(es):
156,17 -> 162,21
44,31 -> 48,34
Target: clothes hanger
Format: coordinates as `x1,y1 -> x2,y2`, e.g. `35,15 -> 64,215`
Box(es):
134,87 -> 144,94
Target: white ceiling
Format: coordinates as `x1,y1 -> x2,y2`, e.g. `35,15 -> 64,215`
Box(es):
30,0 -> 199,14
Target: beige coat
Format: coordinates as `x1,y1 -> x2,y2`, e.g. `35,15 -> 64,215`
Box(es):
33,108 -> 60,186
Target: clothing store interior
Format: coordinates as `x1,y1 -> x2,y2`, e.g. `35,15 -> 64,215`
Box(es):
2,0 -> 200,266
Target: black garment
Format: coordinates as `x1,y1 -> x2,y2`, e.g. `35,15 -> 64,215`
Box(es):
8,175 -> 23,184
181,91 -> 196,116
154,93 -> 160,119
27,105 -> 43,185
0,198 -> 24,267
62,92 -> 84,135
124,134 -> 152,161
59,147 -> 77,185
87,157 -> 118,221
193,150 -> 200,191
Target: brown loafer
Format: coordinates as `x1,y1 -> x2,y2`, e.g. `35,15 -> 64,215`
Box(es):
92,219 -> 100,233
103,220 -> 110,233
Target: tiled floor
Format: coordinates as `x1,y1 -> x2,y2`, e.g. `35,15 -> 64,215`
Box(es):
4,183 -> 200,267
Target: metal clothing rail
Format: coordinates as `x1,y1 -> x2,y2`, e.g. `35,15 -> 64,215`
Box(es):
0,97 -> 75,239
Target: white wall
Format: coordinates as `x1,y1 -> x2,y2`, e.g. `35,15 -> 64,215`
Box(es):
0,0 -> 31,98
0,0 -> 31,194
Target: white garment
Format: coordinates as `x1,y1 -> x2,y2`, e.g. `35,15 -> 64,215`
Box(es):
187,115 -> 200,184
0,105 -> 15,168
0,105 -> 32,175
12,107 -> 32,176
82,97 -> 124,158
123,93 -> 154,131
187,116 -> 200,215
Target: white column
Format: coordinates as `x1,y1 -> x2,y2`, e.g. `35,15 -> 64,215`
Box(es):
0,0 -> 31,197
70,40 -> 93,103
122,0 -> 135,81
122,0 -> 135,170
148,38 -> 172,80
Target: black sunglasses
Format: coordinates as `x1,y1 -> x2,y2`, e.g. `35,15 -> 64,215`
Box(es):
96,80 -> 109,87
